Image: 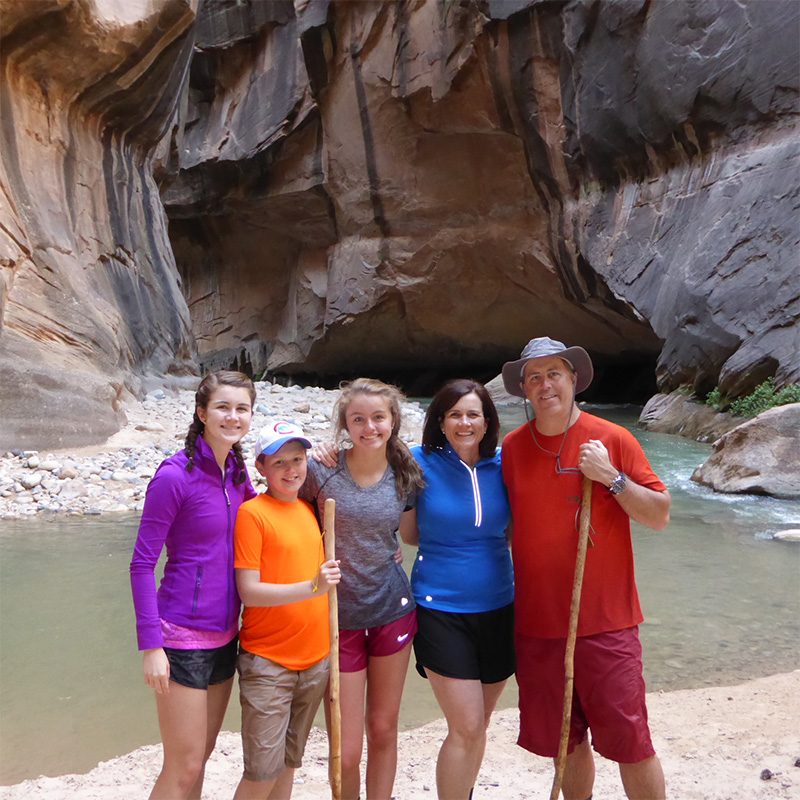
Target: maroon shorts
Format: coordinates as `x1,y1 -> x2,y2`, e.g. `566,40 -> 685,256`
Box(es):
515,626 -> 655,764
339,610 -> 417,673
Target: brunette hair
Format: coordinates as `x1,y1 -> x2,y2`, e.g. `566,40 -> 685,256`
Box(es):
184,370 -> 256,484
421,378 -> 500,459
333,378 -> 424,497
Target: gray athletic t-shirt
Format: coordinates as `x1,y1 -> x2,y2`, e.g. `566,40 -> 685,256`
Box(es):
302,455 -> 415,629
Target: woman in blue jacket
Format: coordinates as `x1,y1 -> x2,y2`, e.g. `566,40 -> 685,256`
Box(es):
401,379 -> 514,800
130,370 -> 256,799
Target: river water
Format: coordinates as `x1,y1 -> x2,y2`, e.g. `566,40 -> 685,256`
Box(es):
0,406 -> 798,785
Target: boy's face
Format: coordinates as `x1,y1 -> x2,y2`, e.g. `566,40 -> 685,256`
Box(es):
256,440 -> 308,502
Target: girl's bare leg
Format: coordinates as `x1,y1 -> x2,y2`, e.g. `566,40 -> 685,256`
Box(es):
364,643 -> 412,800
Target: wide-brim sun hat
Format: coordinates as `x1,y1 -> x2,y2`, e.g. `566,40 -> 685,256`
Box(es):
501,337 -> 594,397
255,421 -> 312,457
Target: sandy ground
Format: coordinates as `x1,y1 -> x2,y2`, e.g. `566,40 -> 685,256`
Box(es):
2,670 -> 797,800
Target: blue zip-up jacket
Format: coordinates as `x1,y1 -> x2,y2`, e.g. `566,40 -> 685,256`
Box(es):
130,434 -> 256,650
410,444 -> 514,613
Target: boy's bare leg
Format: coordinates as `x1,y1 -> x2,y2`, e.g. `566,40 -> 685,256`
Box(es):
233,772 -> 283,799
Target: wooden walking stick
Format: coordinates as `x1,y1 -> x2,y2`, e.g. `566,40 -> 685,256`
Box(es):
550,477 -> 593,800
324,498 -> 342,800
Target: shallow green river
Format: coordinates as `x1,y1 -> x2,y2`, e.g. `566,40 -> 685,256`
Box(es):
1,406 -> 798,784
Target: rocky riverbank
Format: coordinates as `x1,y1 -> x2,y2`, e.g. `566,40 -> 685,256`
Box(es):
0,383 -> 426,520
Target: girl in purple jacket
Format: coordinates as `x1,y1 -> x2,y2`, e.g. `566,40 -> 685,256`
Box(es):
130,370 -> 256,799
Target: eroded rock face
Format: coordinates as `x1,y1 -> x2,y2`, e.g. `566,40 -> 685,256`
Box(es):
167,0 -> 798,398
691,404 -> 800,499
2,0 -> 798,450
0,0 -> 200,449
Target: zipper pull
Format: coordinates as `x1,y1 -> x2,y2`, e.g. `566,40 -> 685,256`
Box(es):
222,467 -> 231,506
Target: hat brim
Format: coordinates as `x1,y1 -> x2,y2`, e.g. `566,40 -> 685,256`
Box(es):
260,436 -> 313,456
501,346 -> 594,397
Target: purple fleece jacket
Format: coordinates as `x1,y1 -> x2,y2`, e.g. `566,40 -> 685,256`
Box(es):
130,435 -> 256,651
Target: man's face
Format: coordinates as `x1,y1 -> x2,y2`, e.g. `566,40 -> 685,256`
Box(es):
521,356 -> 577,419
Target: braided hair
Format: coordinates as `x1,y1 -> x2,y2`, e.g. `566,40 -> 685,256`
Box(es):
333,378 -> 424,498
185,370 -> 256,484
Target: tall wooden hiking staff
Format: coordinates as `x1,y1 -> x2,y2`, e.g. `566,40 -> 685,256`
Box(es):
550,477 -> 594,800
324,498 -> 342,800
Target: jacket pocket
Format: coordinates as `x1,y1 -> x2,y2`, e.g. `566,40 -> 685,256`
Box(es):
192,565 -> 203,614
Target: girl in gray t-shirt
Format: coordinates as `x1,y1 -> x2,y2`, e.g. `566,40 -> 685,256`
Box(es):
300,378 -> 423,800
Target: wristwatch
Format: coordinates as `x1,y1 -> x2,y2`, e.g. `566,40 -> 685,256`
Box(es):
608,472 -> 627,495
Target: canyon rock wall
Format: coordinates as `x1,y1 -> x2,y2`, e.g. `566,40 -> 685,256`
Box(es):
1,0 -> 797,450
0,0 -> 199,450
166,0 -> 799,397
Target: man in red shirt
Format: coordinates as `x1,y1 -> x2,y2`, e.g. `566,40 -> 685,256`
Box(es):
501,337 -> 670,800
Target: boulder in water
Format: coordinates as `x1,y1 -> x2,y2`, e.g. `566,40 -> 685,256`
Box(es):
691,404 -> 800,499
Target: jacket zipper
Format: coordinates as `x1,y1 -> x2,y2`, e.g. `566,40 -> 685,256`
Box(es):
458,459 -> 483,527
222,464 -> 233,627
192,564 -> 203,613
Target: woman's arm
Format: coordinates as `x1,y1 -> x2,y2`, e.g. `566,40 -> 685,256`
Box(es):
236,560 -> 341,607
399,507 -> 419,546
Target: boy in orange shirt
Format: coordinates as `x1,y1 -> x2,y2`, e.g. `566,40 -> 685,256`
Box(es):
233,421 -> 341,800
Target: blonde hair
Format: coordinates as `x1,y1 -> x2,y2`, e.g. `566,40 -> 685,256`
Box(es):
334,378 -> 424,497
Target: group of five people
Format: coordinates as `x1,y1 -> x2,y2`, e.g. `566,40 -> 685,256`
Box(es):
130,336 -> 671,800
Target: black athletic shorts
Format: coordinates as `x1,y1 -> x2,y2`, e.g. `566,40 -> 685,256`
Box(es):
413,603 -> 515,684
163,636 -> 239,690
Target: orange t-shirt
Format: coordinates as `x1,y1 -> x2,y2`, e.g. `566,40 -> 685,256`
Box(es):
234,494 -> 329,670
501,412 -> 667,639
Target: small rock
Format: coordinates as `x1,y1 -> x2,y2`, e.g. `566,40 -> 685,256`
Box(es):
59,480 -> 88,501
38,459 -> 60,472
20,473 -> 42,490
760,768 -> 774,781
57,466 -> 79,479
294,403 -> 311,413
26,455 -> 40,469
773,529 -> 800,542
135,423 -> 166,432
110,471 -> 138,482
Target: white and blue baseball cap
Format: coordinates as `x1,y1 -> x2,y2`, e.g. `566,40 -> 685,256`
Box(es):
255,421 -> 312,457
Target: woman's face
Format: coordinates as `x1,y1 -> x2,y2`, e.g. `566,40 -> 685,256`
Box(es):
197,385 -> 253,452
441,392 -> 487,458
344,392 -> 394,453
